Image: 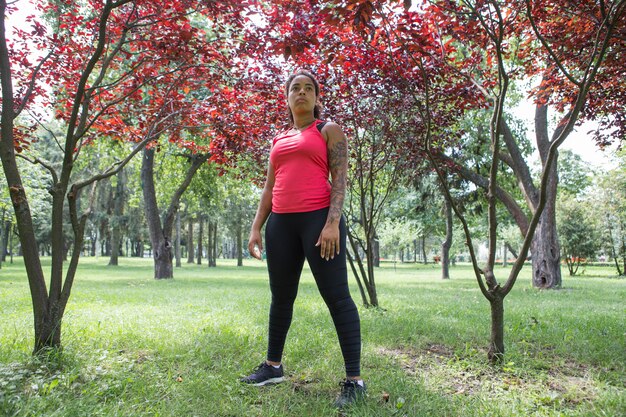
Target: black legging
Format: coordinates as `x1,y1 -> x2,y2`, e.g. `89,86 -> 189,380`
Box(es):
264,207 -> 361,377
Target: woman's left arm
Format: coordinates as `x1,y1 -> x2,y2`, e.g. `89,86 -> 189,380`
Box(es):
316,122 -> 348,260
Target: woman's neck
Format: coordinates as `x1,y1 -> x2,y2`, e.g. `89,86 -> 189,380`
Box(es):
292,115 -> 316,130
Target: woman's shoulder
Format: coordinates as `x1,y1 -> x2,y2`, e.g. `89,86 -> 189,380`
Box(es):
318,120 -> 346,142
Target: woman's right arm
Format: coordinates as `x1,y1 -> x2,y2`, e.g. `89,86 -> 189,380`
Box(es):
248,162 -> 275,260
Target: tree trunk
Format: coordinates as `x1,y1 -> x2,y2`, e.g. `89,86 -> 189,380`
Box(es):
141,147 -> 173,279
372,233 -> 380,267
236,214 -> 243,267
365,231 -> 378,305
197,217 -> 203,265
109,169 -> 126,266
347,228 -> 377,306
142,148 -> 207,279
90,229 -> 97,256
441,198 -> 453,279
0,208 -> 5,268
421,236 -> 427,264
187,217 -> 194,263
488,294 -> 504,363
175,207 -> 181,268
531,110 -> 562,289
207,220 -> 213,267
9,223 -> 14,263
505,241 -> 518,260
347,249 -> 369,307
1,21 -> 52,351
210,220 -> 218,267
530,212 -> 562,288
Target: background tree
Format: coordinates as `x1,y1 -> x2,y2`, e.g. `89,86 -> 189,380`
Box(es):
555,149 -> 598,275
419,0 -> 625,360
0,0 -> 250,352
595,150 -> 626,275
556,196 -> 601,275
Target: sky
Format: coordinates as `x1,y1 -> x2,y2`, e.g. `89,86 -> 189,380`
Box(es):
513,101 -> 619,171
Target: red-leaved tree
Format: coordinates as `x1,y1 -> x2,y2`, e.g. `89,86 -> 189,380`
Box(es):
0,0 -> 257,352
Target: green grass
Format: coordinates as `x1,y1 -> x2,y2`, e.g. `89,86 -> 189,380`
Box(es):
0,257 -> 624,416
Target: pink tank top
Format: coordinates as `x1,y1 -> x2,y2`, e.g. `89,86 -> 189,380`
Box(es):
270,120 -> 331,213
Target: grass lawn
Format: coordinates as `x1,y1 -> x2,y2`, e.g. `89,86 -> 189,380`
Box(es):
0,257 -> 624,416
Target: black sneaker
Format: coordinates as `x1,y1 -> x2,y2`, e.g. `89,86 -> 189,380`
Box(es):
334,379 -> 366,408
240,362 -> 285,386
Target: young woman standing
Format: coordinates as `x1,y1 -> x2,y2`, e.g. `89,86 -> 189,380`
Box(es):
241,70 -> 365,408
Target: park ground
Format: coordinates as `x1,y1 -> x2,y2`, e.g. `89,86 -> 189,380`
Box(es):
0,258 -> 624,416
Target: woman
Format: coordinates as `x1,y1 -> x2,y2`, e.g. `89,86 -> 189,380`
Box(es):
241,70 -> 365,408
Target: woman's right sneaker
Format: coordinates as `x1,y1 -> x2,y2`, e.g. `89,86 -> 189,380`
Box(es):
240,362 -> 285,386
334,379 -> 366,408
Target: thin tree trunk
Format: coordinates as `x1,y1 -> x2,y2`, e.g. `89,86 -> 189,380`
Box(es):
141,147 -> 173,279
211,221 -> 218,267
207,220 -> 213,267
347,248 -> 369,307
175,206 -> 181,268
0,208 -> 5,268
347,229 -> 375,306
109,169 -> 125,266
372,232 -> 380,267
187,217 -> 194,264
441,198 -> 453,279
236,214 -> 243,267
505,241 -> 518,260
10,222 -> 14,263
488,293 -> 504,363
142,147 -> 208,279
1,14 -> 50,350
365,231 -> 378,305
197,217 -> 203,265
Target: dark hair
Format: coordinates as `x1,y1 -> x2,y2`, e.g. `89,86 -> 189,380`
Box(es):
285,70 -> 321,123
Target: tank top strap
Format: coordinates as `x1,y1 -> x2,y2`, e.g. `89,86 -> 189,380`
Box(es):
316,120 -> 328,133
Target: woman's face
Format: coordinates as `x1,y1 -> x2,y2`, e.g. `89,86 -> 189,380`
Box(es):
287,75 -> 317,116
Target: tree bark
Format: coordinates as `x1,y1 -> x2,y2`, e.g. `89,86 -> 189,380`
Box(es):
197,217 -> 203,265
441,197 -> 453,279
0,9 -> 51,352
141,147 -> 173,279
488,293 -> 504,363
531,106 -> 562,288
210,220 -> 218,267
347,248 -> 369,307
108,169 -> 126,266
141,147 -> 208,279
0,208 -> 5,268
372,233 -> 380,267
236,214 -> 243,267
175,206 -> 181,268
207,220 -> 213,267
531,215 -> 562,288
187,217 -> 194,263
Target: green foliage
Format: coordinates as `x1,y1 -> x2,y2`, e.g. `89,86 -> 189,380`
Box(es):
1,258 -> 624,416
557,150 -> 593,198
556,195 -> 601,275
593,150 -> 626,275
378,217 -> 422,261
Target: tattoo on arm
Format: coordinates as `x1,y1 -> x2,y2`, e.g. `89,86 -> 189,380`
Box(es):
327,137 -> 347,224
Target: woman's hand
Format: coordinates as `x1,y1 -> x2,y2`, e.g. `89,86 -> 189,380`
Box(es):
248,229 -> 263,260
316,222 -> 340,260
